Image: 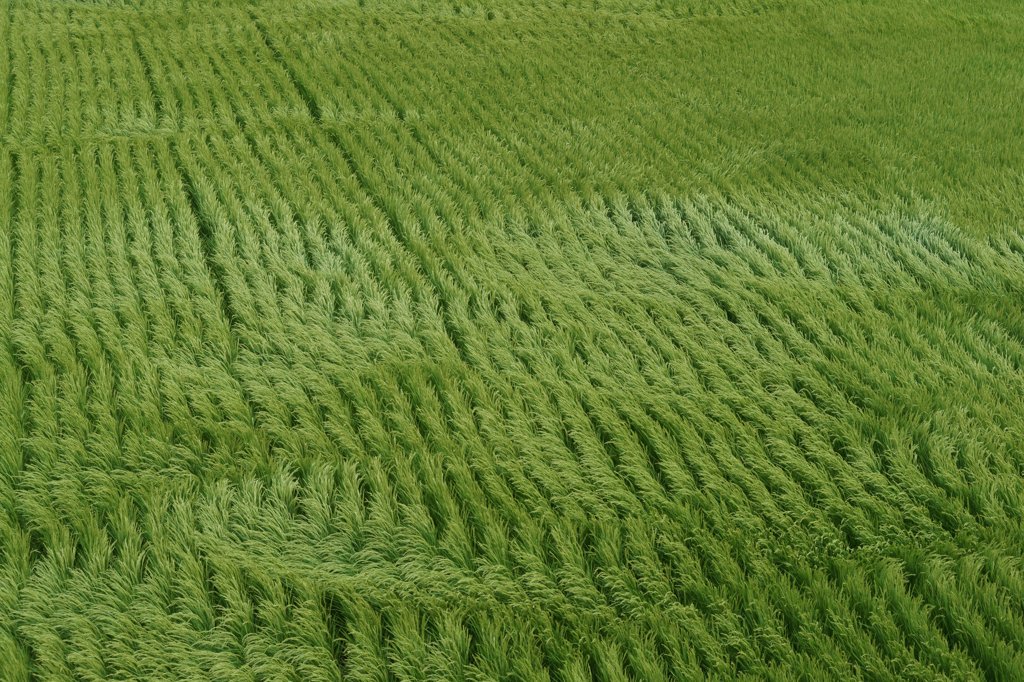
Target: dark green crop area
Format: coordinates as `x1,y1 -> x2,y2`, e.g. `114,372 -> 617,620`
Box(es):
2,1 -> 1024,679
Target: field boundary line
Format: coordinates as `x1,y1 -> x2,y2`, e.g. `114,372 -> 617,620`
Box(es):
130,28 -> 165,127
3,4 -> 13,136
247,9 -> 322,122
166,139 -> 243,350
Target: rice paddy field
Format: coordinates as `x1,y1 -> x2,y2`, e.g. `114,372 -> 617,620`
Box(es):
1,0 -> 1024,679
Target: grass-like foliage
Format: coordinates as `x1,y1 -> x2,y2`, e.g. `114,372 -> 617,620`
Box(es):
1,0 -> 1023,679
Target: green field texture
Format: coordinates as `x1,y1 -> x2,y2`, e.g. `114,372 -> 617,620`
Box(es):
1,0 -> 1023,679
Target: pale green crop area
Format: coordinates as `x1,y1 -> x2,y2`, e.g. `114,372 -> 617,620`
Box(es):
1,1 -> 1023,679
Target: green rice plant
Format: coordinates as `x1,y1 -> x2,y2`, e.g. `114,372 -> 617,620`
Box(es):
2,0 -> 1024,679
